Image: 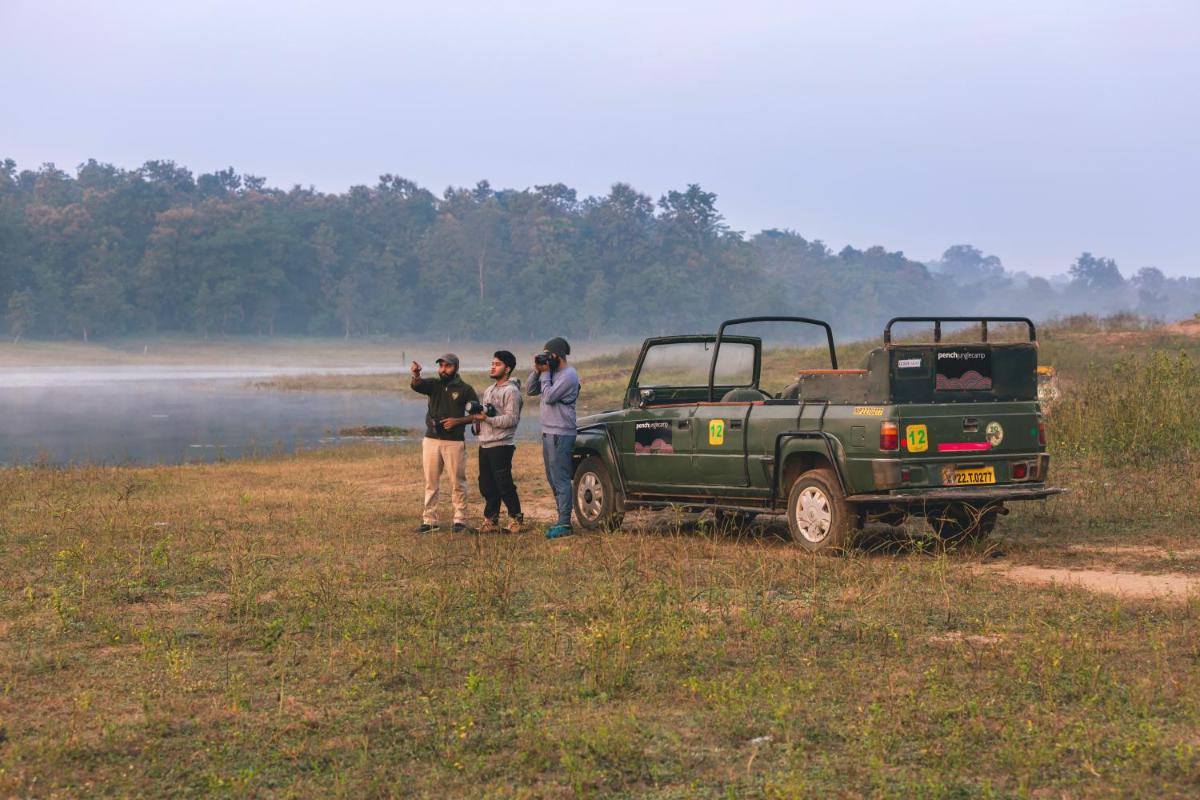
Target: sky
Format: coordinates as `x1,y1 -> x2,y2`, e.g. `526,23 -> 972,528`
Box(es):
2,0 -> 1198,277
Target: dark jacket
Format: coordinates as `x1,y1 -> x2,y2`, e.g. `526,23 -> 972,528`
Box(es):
411,373 -> 479,441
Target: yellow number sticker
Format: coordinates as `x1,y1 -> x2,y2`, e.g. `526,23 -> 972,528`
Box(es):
906,424 -> 928,453
709,419 -> 725,446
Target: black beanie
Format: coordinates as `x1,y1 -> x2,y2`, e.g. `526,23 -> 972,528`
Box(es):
544,337 -> 570,358
494,350 -> 516,370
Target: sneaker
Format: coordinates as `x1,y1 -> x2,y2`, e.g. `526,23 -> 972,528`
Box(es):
478,518 -> 500,534
545,523 -> 574,540
414,523 -> 439,534
505,515 -> 524,534
452,522 -> 475,534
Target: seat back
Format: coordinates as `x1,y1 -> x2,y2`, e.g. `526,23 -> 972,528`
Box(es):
720,387 -> 768,402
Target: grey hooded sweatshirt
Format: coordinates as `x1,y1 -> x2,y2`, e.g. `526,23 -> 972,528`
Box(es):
477,378 -> 523,448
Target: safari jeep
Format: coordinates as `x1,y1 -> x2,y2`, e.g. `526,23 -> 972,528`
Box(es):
571,316 -> 1063,552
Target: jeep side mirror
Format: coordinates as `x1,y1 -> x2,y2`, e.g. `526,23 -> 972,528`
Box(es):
638,388 -> 656,408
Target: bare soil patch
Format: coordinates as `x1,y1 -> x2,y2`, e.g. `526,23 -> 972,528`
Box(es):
929,632 -> 1005,647
1067,544 -> 1200,559
1163,318 -> 1200,337
981,564 -> 1200,601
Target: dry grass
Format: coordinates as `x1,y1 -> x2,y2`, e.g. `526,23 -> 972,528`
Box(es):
5,320 -> 1200,796
2,442 -> 1199,797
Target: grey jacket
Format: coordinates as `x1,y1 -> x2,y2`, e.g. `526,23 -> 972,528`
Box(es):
477,379 -> 523,448
527,366 -> 580,436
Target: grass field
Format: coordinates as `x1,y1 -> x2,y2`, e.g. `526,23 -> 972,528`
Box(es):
3,319 -> 1200,797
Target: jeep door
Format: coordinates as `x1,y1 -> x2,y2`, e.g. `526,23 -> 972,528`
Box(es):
618,338 -> 757,490
689,341 -> 758,487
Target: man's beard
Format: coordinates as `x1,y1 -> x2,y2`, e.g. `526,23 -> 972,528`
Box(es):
439,371 -> 455,383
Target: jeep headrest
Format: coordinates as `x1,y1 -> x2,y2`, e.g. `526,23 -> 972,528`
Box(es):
720,388 -> 768,402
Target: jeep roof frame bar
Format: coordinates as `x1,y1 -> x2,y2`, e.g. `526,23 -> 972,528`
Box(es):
709,316 -> 838,402
883,316 -> 1037,345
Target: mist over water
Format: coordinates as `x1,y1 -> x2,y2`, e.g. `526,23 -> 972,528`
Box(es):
0,365 -> 538,466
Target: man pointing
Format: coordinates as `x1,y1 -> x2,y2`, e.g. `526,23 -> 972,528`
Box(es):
410,354 -> 479,533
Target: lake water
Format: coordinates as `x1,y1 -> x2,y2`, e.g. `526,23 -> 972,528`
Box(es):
0,366 -> 538,466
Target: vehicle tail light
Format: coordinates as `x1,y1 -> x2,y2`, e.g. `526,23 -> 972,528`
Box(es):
1037,418 -> 1047,447
880,421 -> 899,451
1012,463 -> 1027,480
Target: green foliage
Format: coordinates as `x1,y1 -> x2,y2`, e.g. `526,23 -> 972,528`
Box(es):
4,159 -> 1200,343
1051,352 -> 1200,462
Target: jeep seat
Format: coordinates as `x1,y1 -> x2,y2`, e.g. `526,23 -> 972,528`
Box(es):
720,387 -> 769,402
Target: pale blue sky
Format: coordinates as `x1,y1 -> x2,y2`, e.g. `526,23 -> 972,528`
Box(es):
3,1 -> 1197,276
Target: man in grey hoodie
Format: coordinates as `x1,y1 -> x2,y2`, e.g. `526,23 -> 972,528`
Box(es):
472,350 -> 524,533
527,336 -> 580,539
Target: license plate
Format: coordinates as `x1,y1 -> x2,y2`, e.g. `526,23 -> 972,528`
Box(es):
944,466 -> 995,485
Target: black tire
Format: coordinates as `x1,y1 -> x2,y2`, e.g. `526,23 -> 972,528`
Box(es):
928,502 -> 999,543
786,468 -> 857,553
712,509 -> 758,531
573,456 -> 624,531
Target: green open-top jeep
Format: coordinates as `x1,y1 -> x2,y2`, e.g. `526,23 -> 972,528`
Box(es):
571,316 -> 1063,551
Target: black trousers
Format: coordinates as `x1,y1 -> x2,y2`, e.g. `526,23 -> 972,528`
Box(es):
478,445 -> 521,520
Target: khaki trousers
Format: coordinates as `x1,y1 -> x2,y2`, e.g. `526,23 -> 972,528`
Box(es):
421,437 -> 468,524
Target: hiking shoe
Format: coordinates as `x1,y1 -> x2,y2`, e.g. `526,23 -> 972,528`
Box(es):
478,518 -> 500,534
452,522 -> 475,534
414,523 -> 439,534
505,515 -> 525,534
545,523 -> 574,540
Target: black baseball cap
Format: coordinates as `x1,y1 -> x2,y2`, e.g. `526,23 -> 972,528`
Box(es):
435,353 -> 460,367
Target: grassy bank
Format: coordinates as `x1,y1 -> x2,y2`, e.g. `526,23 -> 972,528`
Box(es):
252,317 -> 1200,416
2,441 -> 1198,797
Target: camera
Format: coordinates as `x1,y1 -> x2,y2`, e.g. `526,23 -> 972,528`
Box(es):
466,401 -> 497,417
534,350 -> 561,369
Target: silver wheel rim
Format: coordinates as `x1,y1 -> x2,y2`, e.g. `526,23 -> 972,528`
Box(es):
794,486 -> 832,543
577,472 -> 604,520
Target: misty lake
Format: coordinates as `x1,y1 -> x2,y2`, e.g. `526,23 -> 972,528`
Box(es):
0,366 -> 539,466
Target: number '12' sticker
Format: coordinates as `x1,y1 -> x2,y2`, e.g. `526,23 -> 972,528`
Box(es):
709,419 -> 725,446
906,424 -> 928,453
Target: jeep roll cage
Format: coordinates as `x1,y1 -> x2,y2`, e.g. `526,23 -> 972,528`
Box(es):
883,316 -> 1037,345
708,316 -> 838,402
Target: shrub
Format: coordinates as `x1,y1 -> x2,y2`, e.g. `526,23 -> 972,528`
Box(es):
1051,352 -> 1200,463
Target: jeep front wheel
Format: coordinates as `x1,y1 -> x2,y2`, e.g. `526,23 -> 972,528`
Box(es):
573,456 -> 624,531
786,468 -> 855,553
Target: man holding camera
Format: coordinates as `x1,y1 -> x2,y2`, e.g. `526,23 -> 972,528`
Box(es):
410,354 -> 479,533
527,337 -> 580,539
471,350 -> 525,533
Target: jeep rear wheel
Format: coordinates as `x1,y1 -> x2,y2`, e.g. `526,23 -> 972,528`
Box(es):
786,468 -> 856,553
573,456 -> 624,531
929,502 -> 999,543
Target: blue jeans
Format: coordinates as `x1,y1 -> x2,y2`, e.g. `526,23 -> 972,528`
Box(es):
542,433 -> 576,526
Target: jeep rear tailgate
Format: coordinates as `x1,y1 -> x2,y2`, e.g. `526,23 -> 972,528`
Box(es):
897,402 -> 1043,487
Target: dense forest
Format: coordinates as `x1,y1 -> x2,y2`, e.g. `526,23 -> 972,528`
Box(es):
2,158 -> 1197,343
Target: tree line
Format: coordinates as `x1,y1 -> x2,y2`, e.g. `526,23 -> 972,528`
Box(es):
2,158 -> 1197,343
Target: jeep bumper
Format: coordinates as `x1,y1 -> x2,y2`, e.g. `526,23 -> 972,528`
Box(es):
846,485 -> 1066,503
